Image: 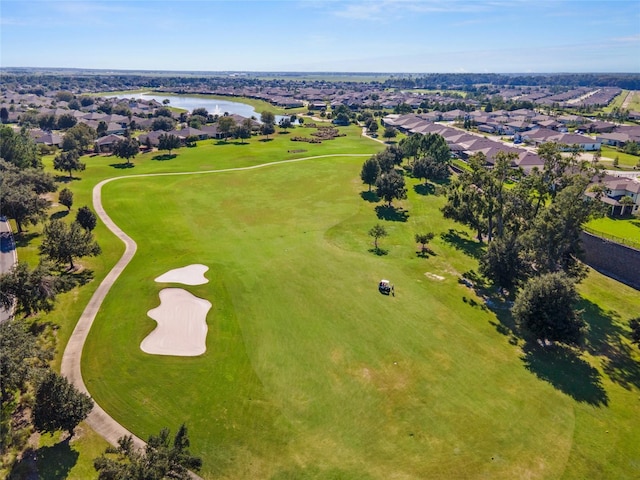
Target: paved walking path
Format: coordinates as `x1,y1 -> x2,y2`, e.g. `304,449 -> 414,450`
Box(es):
60,154 -> 371,476
0,217 -> 18,323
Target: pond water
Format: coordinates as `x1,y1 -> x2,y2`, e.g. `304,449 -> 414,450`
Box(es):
106,92 -> 297,123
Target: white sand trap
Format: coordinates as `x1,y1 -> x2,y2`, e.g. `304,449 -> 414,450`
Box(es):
154,264 -> 209,285
141,288 -> 211,356
424,272 -> 445,281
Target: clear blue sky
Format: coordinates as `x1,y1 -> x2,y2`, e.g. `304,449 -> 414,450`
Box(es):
1,0 -> 639,73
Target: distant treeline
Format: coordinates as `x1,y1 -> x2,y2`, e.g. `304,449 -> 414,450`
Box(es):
383,73 -> 640,90
1,70 -> 639,94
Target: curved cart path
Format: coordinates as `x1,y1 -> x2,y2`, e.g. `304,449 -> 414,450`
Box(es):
60,154 -> 371,472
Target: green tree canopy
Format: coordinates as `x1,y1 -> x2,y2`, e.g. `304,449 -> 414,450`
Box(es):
158,133 -> 181,155
94,424 -> 202,480
217,116 -> 236,139
62,123 -> 97,152
76,205 -> 98,231
151,116 -> 176,132
0,126 -> 41,169
53,149 -> 86,179
368,224 -> 388,250
58,187 -> 73,211
361,157 -> 381,192
39,219 -> 101,269
113,137 -> 140,165
512,272 -> 584,345
33,369 -> 93,436
0,162 -> 56,232
0,262 -> 59,317
479,234 -> 528,292
0,319 -> 49,402
383,126 -> 397,141
376,170 -> 407,207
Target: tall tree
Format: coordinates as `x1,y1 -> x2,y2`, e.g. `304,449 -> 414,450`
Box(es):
279,117 -> 292,132
56,113 -> 77,130
0,165 -> 56,233
158,133 -> 181,155
415,232 -> 435,255
360,157 -> 381,191
151,116 -> 176,132
441,177 -> 486,241
217,116 -> 235,139
0,262 -> 59,317
94,425 -> 202,480
260,122 -> 275,139
62,123 -> 96,152
513,272 -> 584,345
376,170 -> 407,207
368,224 -> 388,251
523,174 -> 603,275
39,220 -> 101,269
54,149 -> 86,179
113,137 -> 140,165
260,111 -> 275,126
59,187 -> 73,211
0,126 -> 41,169
76,205 -> 98,231
33,369 -> 93,436
412,155 -> 449,184
479,234 -> 528,292
630,318 -> 640,347
0,320 -> 48,403
383,126 -> 397,141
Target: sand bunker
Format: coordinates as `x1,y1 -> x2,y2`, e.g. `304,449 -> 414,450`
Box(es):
141,288 -> 211,356
154,264 -> 209,285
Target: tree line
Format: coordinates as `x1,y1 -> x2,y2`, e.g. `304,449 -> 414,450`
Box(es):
441,143 -> 611,345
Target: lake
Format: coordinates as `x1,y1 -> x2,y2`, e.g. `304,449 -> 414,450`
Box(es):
106,92 -> 297,123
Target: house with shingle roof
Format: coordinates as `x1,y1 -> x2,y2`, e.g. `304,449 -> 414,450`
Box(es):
586,175 -> 640,216
95,134 -> 125,153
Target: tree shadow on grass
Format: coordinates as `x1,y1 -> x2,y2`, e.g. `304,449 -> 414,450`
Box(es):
486,298 -> 519,344
53,175 -> 78,183
36,438 -> 79,480
50,210 -> 69,220
580,298 -> 640,390
375,205 -> 409,222
14,232 -> 39,248
56,269 -> 94,292
259,138 -> 274,143
368,247 -> 388,256
440,229 -> 483,259
109,162 -> 134,169
10,439 -> 79,480
152,153 -> 177,161
521,343 -> 608,406
360,190 -> 380,203
416,247 -> 437,258
413,183 -> 435,196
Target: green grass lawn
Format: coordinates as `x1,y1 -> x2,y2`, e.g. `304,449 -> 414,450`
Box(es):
600,145 -> 640,168
17,127 -> 640,479
586,216 -> 640,247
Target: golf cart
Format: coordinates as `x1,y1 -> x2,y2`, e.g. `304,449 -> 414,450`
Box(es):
378,279 -> 391,295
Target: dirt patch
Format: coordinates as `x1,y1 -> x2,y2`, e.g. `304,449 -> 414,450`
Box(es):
424,272 -> 445,281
